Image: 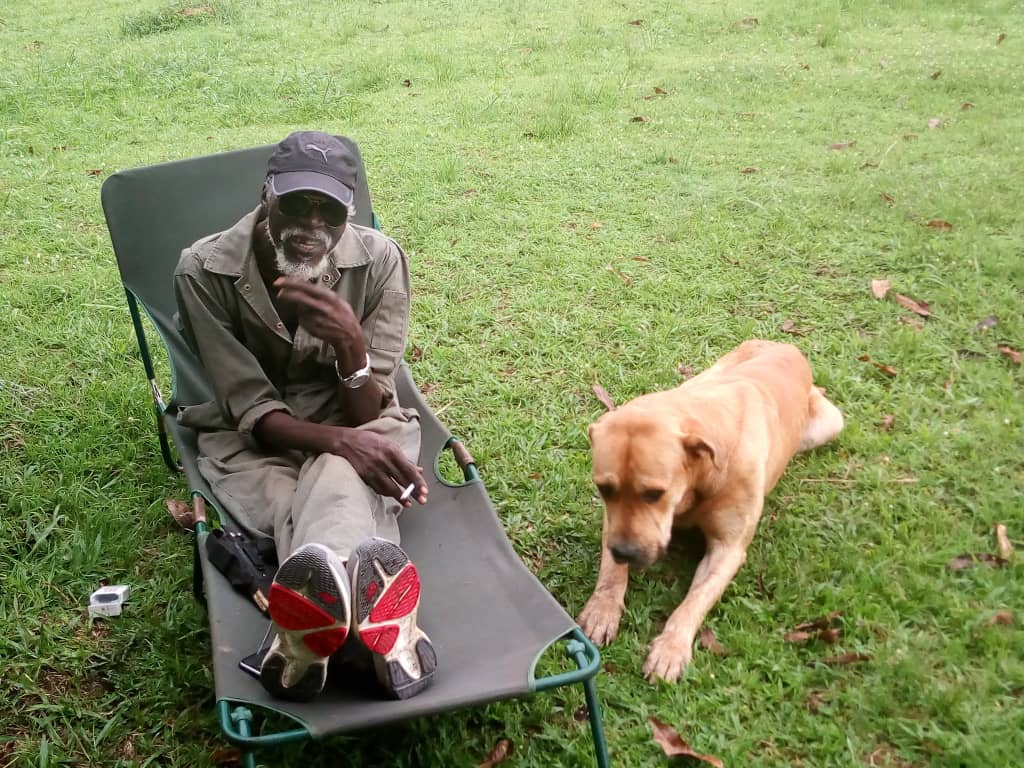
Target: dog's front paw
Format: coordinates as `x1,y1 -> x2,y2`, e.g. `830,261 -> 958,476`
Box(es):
643,633 -> 693,683
577,594 -> 624,646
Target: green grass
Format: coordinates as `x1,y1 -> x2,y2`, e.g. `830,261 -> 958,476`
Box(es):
2,0 -> 1023,765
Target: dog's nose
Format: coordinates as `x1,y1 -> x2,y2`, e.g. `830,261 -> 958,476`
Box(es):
609,541 -> 647,566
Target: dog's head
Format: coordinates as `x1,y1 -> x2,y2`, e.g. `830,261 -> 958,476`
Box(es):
588,408 -> 718,568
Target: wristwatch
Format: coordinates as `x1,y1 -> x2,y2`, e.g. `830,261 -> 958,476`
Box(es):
336,353 -> 372,389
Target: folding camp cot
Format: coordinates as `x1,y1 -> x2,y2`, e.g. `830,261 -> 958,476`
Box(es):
101,138 -> 610,767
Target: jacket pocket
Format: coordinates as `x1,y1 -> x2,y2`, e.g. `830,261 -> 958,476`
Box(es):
369,289 -> 409,353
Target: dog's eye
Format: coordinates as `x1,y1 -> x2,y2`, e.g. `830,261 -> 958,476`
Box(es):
596,484 -> 615,499
641,489 -> 664,503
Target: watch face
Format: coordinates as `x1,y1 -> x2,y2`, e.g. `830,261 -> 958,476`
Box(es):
344,371 -> 370,389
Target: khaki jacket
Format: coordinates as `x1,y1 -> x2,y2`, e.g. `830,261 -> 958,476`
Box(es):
174,207 -> 410,445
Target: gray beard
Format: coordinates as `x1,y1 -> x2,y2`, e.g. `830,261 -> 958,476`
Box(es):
270,226 -> 331,280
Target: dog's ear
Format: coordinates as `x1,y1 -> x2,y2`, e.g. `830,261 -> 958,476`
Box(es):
682,433 -> 719,469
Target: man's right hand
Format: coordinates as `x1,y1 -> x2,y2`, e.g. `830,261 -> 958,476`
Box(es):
331,427 -> 428,507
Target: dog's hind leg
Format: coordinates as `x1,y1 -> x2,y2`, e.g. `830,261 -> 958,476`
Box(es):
798,386 -> 844,452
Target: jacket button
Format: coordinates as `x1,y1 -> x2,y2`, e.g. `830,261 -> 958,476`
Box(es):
275,322 -> 284,329
243,284 -> 251,291
322,274 -> 332,282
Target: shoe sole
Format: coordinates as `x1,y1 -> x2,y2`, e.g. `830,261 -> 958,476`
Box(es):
268,544 -> 350,658
350,540 -> 437,700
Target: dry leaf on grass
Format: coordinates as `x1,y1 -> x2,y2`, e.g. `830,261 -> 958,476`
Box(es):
737,16 -> 759,29
164,498 -> 194,529
871,279 -> 891,299
606,265 -> 632,285
961,102 -> 975,110
821,652 -> 871,666
899,316 -> 925,330
86,168 -> 104,176
780,319 -> 812,336
209,748 -> 242,766
857,354 -> 898,378
784,612 -> 843,644
879,415 -> 895,431
997,32 -> 1006,44
893,293 -> 932,317
649,718 -> 724,768
630,115 -> 649,123
930,70 -> 943,79
926,219 -> 953,231
741,166 -> 760,174
975,315 -> 998,331
626,18 -> 644,26
998,345 -> 1021,364
592,384 -> 616,412
830,141 -> 856,150
407,344 -> 424,363
985,611 -> 1013,626
927,117 -> 944,129
995,523 -> 1013,560
880,193 -> 895,206
678,363 -> 695,379
477,739 -> 513,768
947,553 -> 1008,571
699,627 -> 728,655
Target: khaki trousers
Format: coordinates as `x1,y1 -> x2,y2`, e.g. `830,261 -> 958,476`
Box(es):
195,406 -> 420,564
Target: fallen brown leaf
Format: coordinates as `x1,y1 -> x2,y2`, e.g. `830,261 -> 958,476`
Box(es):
627,18 -> 644,26
830,141 -> 856,150
630,115 -> 649,123
818,628 -> 842,644
180,5 -> 213,17
985,611 -> 1013,626
164,498 -> 194,529
857,354 -> 898,377
899,315 -> 925,330
975,315 -> 998,331
209,748 -> 242,766
654,86 -> 668,95
995,523 -> 1013,560
947,553 -> 1008,571
792,611 -> 842,633
997,32 -> 1006,44
928,117 -> 944,129
699,627 -> 727,655
930,70 -> 942,79
783,630 -> 814,644
477,738 -> 513,768
821,652 -> 871,666
606,265 -> 632,285
592,383 -> 616,412
780,319 -> 812,336
649,718 -> 724,768
419,382 -> 439,396
926,219 -> 953,231
741,166 -> 759,174
799,62 -> 811,70
587,221 -> 604,229
871,278 -> 891,299
677,363 -> 694,379
630,255 -> 650,262
961,102 -> 975,110
408,344 -> 424,363
737,16 -> 759,29
879,414 -> 895,431
998,345 -> 1021,364
893,293 -> 932,317
805,689 -> 830,714
86,168 -> 104,176
879,193 -> 895,206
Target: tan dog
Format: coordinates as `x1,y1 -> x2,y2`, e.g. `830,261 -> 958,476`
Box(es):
577,340 -> 843,682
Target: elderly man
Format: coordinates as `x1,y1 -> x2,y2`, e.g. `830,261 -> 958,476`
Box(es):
174,131 -> 436,702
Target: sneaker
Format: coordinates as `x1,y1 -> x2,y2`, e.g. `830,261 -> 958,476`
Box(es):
260,543 -> 351,702
348,539 -> 437,700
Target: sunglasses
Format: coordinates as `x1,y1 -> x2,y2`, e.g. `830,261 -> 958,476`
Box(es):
276,192 -> 348,227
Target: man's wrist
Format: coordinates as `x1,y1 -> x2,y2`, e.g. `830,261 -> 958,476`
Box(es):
332,340 -> 367,377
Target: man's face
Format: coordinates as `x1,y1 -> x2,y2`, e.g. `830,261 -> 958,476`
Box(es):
265,188 -> 347,280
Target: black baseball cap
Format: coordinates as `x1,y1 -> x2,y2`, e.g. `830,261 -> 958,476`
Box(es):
267,131 -> 357,206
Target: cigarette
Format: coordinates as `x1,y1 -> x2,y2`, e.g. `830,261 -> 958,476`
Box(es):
393,478 -> 416,502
